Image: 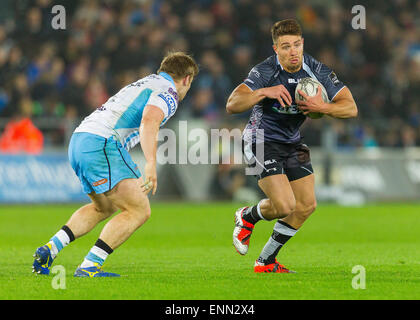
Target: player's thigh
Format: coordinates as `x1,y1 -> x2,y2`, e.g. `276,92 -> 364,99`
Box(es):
104,177 -> 150,217
258,173 -> 296,216
289,173 -> 317,215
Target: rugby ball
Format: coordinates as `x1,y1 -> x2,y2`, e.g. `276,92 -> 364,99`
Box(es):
295,77 -> 329,119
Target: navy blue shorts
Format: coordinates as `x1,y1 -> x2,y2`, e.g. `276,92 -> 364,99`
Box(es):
243,140 -> 313,181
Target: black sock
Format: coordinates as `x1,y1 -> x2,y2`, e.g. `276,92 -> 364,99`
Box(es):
242,205 -> 262,225
95,238 -> 114,255
61,225 -> 75,242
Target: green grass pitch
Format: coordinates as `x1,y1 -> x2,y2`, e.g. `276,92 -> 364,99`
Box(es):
0,202 -> 419,300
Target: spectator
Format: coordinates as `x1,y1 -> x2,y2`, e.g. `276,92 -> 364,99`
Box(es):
0,0 -> 418,150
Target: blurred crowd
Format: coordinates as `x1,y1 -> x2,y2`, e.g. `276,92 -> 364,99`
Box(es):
0,0 -> 419,149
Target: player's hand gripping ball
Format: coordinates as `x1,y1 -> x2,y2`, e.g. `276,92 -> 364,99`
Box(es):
295,77 -> 329,119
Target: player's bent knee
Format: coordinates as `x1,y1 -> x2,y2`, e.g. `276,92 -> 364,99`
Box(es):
296,200 -> 317,220
268,203 -> 290,219
307,200 -> 317,215
271,198 -> 296,217
143,205 -> 152,221
92,202 -> 117,219
131,203 -> 151,229
311,200 -> 317,213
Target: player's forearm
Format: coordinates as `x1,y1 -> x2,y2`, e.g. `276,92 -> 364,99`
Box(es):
321,87 -> 358,119
325,101 -> 357,119
139,121 -> 159,163
322,99 -> 358,119
226,88 -> 266,114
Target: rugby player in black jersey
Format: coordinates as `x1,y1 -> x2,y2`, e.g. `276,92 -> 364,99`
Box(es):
227,19 -> 357,273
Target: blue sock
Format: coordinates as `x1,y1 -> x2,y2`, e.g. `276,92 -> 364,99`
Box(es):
80,239 -> 113,268
48,226 -> 75,258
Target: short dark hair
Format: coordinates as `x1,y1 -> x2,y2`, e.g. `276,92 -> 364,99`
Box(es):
157,51 -> 199,80
271,19 -> 302,44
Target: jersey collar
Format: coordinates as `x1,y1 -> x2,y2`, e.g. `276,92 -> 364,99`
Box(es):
275,55 -> 284,71
158,72 -> 176,87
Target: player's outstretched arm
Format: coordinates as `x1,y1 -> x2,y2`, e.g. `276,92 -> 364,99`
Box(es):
226,83 -> 292,114
139,105 -> 164,195
297,86 -> 357,119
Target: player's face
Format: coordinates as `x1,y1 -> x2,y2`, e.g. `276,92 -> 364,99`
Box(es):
273,35 -> 304,73
178,75 -> 193,101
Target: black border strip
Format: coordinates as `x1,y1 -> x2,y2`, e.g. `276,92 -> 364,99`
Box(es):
103,139 -> 111,190
116,140 -> 139,178
0,300 -> 407,318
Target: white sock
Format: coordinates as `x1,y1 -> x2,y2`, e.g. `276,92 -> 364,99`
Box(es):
256,200 -> 267,220
80,259 -> 96,268
80,246 -> 109,268
48,229 -> 71,258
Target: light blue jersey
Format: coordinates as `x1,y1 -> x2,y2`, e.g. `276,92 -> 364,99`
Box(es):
69,72 -> 178,194
74,72 -> 178,151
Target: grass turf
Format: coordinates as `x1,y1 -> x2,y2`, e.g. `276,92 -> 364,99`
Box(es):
0,202 -> 419,300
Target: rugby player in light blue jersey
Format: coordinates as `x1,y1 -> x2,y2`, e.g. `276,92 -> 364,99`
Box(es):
32,52 -> 199,277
